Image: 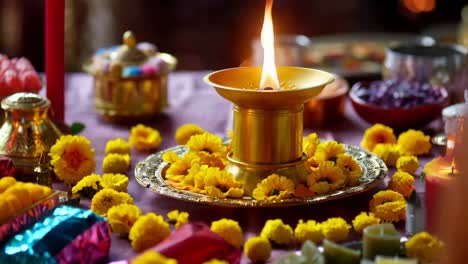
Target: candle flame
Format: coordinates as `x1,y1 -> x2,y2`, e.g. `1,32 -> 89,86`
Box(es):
260,0 -> 280,90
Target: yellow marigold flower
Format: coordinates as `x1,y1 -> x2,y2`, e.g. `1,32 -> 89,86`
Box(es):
175,123 -> 205,145
203,169 -> 244,199
387,171 -> 415,198
186,132 -> 226,156
202,260 -> 228,264
210,218 -> 243,248
369,190 -> 406,222
396,155 -> 419,175
252,174 -> 295,201
314,141 -> 346,163
129,213 -> 171,252
303,133 -> 320,157
107,203 -> 141,236
71,174 -> 102,198
405,231 -> 445,264
131,251 -> 177,264
352,212 -> 381,234
244,236 -> 271,262
294,219 -> 323,244
49,135 -> 96,185
162,151 -> 179,164
372,143 -> 401,167
102,154 -> 130,174
101,173 -> 129,193
260,219 -> 293,245
0,176 -> 16,193
165,152 -> 200,183
90,188 -> 134,216
307,161 -> 346,194
321,217 -> 351,242
167,210 -> 189,229
336,154 -> 362,186
105,138 -> 131,155
397,129 -> 431,156
361,124 -> 396,151
306,156 -> 320,172
129,124 -> 162,151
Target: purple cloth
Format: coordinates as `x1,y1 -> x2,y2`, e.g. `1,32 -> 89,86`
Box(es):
63,73 -> 440,263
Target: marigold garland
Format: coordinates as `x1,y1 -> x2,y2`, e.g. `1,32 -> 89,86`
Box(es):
90,188 -> 134,216
260,219 -> 293,245
49,135 -> 96,185
101,173 -> 129,193
210,218 -> 244,248
175,123 -> 205,145
396,155 -> 419,175
244,236 -> 271,262
252,174 -> 295,201
372,143 -> 401,167
129,124 -> 162,151
167,210 -> 189,229
105,138 -> 131,155
369,190 -> 406,222
397,129 -> 431,156
320,217 -> 351,242
405,231 -> 446,264
129,213 -> 171,252
294,219 -> 323,244
387,171 -> 415,198
352,212 -> 381,234
107,203 -> 141,236
361,124 -> 396,151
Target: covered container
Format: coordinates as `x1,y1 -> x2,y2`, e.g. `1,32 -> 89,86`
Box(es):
85,31 -> 177,122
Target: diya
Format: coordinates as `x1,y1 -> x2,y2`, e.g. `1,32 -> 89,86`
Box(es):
203,0 -> 334,194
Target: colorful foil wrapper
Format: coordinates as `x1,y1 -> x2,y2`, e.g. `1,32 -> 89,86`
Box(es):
0,191 -> 62,244
126,222 -> 242,264
0,155 -> 15,177
1,205 -> 111,264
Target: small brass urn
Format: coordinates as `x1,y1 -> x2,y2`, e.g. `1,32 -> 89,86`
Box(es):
0,93 -> 62,182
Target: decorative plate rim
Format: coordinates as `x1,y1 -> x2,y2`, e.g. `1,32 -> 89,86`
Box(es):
134,144 -> 388,207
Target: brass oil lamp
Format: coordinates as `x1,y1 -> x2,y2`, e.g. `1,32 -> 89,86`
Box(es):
204,0 -> 334,194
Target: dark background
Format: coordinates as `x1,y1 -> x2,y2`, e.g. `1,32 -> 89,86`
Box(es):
0,0 -> 467,71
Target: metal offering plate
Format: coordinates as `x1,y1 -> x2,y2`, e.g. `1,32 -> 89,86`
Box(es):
135,144 -> 387,207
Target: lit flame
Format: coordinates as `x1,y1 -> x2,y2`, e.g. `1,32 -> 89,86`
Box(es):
260,0 -> 280,90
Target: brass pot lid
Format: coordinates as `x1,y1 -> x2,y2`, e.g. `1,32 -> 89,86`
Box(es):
1,92 -> 50,111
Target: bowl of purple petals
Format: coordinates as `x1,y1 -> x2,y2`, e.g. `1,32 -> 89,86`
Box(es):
349,79 -> 449,129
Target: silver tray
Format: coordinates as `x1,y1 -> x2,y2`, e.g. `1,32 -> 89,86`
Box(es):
135,144 -> 387,207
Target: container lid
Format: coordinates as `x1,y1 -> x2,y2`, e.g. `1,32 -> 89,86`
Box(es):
85,30 -> 177,78
1,92 -> 50,111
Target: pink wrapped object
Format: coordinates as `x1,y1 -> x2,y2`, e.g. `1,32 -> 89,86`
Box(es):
0,155 -> 15,177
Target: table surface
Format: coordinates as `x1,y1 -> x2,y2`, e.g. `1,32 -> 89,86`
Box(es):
64,72 -> 441,263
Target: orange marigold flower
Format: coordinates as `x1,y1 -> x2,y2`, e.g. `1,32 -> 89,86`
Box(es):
369,190 -> 406,222
372,143 -> 401,167
397,129 -> 431,156
361,124 -> 396,152
252,174 -> 295,201
49,135 -> 96,185
387,171 -> 415,198
129,124 -> 162,151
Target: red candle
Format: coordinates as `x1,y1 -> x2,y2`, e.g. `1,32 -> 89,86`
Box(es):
424,157 -> 456,232
45,0 -> 65,121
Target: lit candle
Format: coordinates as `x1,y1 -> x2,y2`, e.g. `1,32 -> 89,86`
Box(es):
363,223 -> 401,260
424,156 -> 456,232
45,0 -> 65,121
323,239 -> 361,264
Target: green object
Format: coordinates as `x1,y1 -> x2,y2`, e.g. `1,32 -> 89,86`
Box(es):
323,239 -> 361,264
70,122 -> 86,135
301,240 -> 324,264
363,224 -> 401,260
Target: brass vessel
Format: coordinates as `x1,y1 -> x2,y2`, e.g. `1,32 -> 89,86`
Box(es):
0,93 -> 62,182
86,31 -> 177,122
204,67 -> 334,194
